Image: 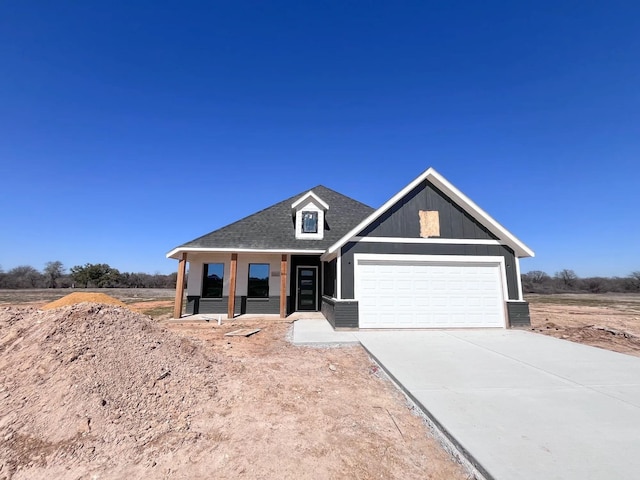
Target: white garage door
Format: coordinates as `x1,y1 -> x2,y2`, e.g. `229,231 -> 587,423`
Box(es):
356,257 -> 506,328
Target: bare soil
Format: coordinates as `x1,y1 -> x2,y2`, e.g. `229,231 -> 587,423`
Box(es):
0,289 -> 175,307
0,303 -> 469,480
0,288 -> 176,319
5,290 -> 637,478
528,293 -> 640,356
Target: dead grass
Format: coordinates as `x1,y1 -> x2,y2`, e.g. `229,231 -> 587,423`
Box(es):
527,293 -> 640,309
527,293 -> 640,356
0,288 -> 176,308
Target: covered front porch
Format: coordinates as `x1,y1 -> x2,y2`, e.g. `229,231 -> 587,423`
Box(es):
170,250 -> 324,319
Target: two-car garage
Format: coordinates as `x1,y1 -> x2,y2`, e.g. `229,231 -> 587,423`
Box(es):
355,255 -> 507,329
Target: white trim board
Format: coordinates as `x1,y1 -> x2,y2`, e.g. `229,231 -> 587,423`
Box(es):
323,167 -> 534,259
352,237 -> 504,245
291,190 -> 329,212
167,247 -> 325,259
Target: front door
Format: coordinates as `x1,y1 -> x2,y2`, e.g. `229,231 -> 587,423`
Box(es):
297,267 -> 318,311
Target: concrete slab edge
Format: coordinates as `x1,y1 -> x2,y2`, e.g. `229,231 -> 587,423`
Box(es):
292,341 -> 361,347
360,343 -> 492,480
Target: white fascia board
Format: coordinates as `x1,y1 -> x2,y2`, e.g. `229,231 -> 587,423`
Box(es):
426,169 -> 534,258
319,249 -> 338,262
324,167 -> 534,258
291,190 -> 329,212
166,247 -> 326,259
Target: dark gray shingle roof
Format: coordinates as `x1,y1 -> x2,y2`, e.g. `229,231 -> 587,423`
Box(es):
177,185 -> 375,251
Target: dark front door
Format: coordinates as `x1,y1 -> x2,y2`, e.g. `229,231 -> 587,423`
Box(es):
297,267 -> 317,311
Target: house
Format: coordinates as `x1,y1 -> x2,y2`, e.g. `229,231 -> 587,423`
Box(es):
166,167 -> 534,329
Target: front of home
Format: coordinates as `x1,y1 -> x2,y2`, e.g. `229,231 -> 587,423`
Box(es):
167,168 -> 534,329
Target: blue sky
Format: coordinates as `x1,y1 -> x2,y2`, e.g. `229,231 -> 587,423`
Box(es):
1,1 -> 638,277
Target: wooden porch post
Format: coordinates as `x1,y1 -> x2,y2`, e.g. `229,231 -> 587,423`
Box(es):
227,253 -> 238,318
280,254 -> 288,318
173,252 -> 187,319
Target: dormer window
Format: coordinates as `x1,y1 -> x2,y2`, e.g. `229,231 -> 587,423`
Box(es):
302,211 -> 318,233
292,190 -> 329,240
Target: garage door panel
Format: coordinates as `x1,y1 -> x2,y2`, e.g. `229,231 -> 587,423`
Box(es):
357,259 -> 505,329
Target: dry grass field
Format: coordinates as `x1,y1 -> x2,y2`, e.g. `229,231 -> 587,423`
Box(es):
0,288 -> 176,318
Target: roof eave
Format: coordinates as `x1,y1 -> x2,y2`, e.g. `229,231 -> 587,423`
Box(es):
167,247 -> 328,259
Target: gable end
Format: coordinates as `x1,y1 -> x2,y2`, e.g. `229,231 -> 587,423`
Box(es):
358,180 -> 497,240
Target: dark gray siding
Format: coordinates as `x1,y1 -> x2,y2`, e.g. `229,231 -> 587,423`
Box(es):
323,259 -> 337,297
186,296 -> 200,314
200,297 -> 226,314
186,295 -> 286,315
321,296 -> 359,329
507,302 -> 531,327
340,242 -> 519,300
241,296 -> 281,315
359,180 -> 497,240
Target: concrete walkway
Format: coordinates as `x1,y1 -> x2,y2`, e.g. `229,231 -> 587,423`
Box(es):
292,320 -> 640,480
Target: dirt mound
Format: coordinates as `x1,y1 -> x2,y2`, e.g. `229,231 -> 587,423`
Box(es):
41,292 -> 127,310
0,304 -> 219,479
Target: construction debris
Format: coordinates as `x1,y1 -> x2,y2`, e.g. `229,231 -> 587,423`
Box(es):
224,328 -> 261,337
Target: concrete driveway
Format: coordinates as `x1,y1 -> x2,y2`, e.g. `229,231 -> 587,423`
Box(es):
292,322 -> 640,479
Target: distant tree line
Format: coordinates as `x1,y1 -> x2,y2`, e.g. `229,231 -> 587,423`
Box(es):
522,269 -> 640,294
0,261 -> 177,289
1,262 -> 638,294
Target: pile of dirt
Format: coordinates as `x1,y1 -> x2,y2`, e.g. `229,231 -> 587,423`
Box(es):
530,301 -> 640,357
41,292 -> 127,310
0,304 -> 219,479
0,305 -> 469,479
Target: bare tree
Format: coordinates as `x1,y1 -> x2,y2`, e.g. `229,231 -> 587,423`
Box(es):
4,266 -> 44,288
524,270 -> 550,284
44,261 -> 65,288
628,271 -> 640,291
555,269 -> 578,288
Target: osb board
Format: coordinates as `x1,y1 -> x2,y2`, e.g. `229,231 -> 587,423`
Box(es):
419,210 -> 440,238
224,328 -> 261,337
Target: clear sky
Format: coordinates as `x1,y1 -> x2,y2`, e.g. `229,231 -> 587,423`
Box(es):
1,1 -> 638,277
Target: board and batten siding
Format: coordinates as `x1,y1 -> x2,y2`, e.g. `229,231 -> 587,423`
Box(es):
358,180 -> 497,240
340,242 -> 519,301
323,259 -> 337,297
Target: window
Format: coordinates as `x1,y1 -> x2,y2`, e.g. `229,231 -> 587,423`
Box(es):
301,211 -> 318,233
202,263 -> 224,298
248,263 -> 269,298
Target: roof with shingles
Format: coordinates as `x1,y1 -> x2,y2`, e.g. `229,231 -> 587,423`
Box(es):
171,185 -> 374,253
